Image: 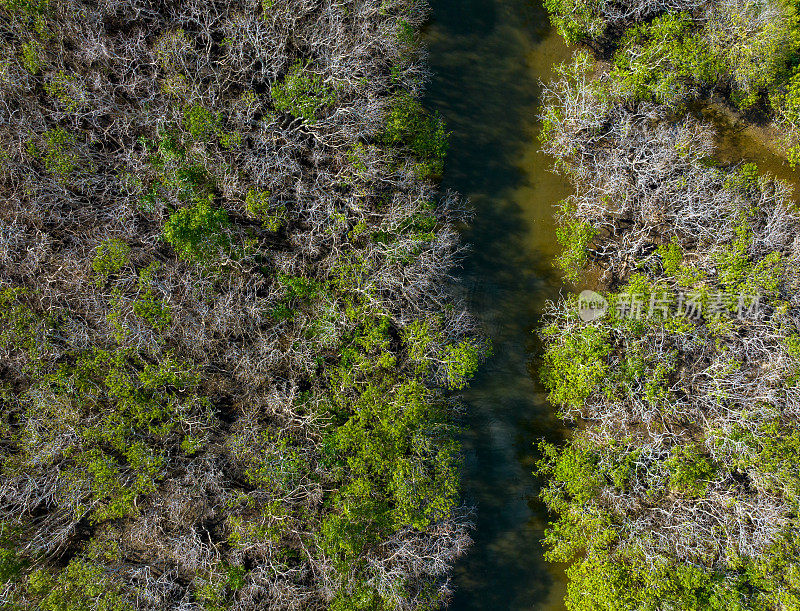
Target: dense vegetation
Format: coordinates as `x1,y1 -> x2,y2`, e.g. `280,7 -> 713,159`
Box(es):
0,0 -> 482,608
540,1 -> 800,609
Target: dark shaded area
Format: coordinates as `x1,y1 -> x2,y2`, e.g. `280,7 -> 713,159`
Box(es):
423,1 -> 571,608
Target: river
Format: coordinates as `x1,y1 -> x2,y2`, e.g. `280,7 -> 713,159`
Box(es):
423,1 -> 572,609
423,1 -> 800,608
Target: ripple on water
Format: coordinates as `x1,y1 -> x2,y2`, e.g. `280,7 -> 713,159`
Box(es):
423,1 -> 573,609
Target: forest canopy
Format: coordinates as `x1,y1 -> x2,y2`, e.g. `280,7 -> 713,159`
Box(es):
540,0 -> 800,609
0,0 -> 482,609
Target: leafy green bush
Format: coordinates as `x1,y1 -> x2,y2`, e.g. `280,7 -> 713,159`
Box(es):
45,71 -> 85,112
183,104 -> 220,140
92,238 -> 130,283
710,0 -> 798,109
611,14 -> 722,104
270,61 -> 335,125
21,39 -> 44,73
544,0 -> 607,44
153,28 -> 190,71
443,339 -> 483,390
245,188 -> 285,230
556,209 -> 596,281
541,320 -> 610,413
665,446 -> 716,497
384,95 -> 448,179
26,558 -> 132,611
162,198 -> 230,261
27,127 -> 79,180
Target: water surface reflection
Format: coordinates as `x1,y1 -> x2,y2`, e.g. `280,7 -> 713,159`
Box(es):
423,1 -> 572,608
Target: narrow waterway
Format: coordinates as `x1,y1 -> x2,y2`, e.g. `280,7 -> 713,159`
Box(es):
423,1 -> 572,608
423,2 -> 800,609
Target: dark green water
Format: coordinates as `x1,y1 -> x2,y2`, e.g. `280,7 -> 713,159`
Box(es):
423,1 -> 572,608
423,2 -> 800,609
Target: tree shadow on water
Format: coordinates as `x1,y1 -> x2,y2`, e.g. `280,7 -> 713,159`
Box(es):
423,1 -> 571,609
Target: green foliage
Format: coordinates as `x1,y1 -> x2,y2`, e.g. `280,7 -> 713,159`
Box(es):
270,61 -> 335,125
384,95 -> 449,179
28,127 -> 79,180
443,339 -> 482,390
538,441 -> 616,562
45,71 -> 85,112
1,0 -> 50,17
133,291 -> 171,331
139,130 -> 220,215
4,344 -> 211,524
563,555 -> 745,611
183,104 -> 221,140
714,219 -> 753,290
540,441 -> 604,509
278,273 -> 323,300
544,0 -> 606,44
665,445 -> 716,497
724,162 -> 761,193
316,310 -> 466,581
322,374 -> 459,563
0,286 -> 55,364
541,320 -> 610,413
556,206 -> 596,281
92,238 -> 130,283
25,558 -> 132,611
712,0 -> 798,110
725,420 -> 800,501
658,238 -> 683,277
611,14 -> 722,104
776,70 -> 800,165
154,29 -> 190,71
163,198 -> 230,261
0,525 -> 26,584
178,105 -> 241,148
21,39 -> 44,74
245,188 -> 284,230
329,583 -> 386,611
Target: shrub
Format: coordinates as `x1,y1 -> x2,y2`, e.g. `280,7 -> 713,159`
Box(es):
544,0 -> 606,43
665,446 -> 716,497
556,210 -> 596,281
30,127 -> 80,180
92,238 -> 130,283
183,104 -> 220,141
384,95 -> 449,179
21,39 -> 44,74
162,198 -> 230,261
26,558 -> 132,611
45,71 -> 85,112
709,0 -> 797,109
611,14 -> 722,104
153,29 -> 190,71
245,188 -> 284,230
270,61 -> 335,125
541,320 -> 610,413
